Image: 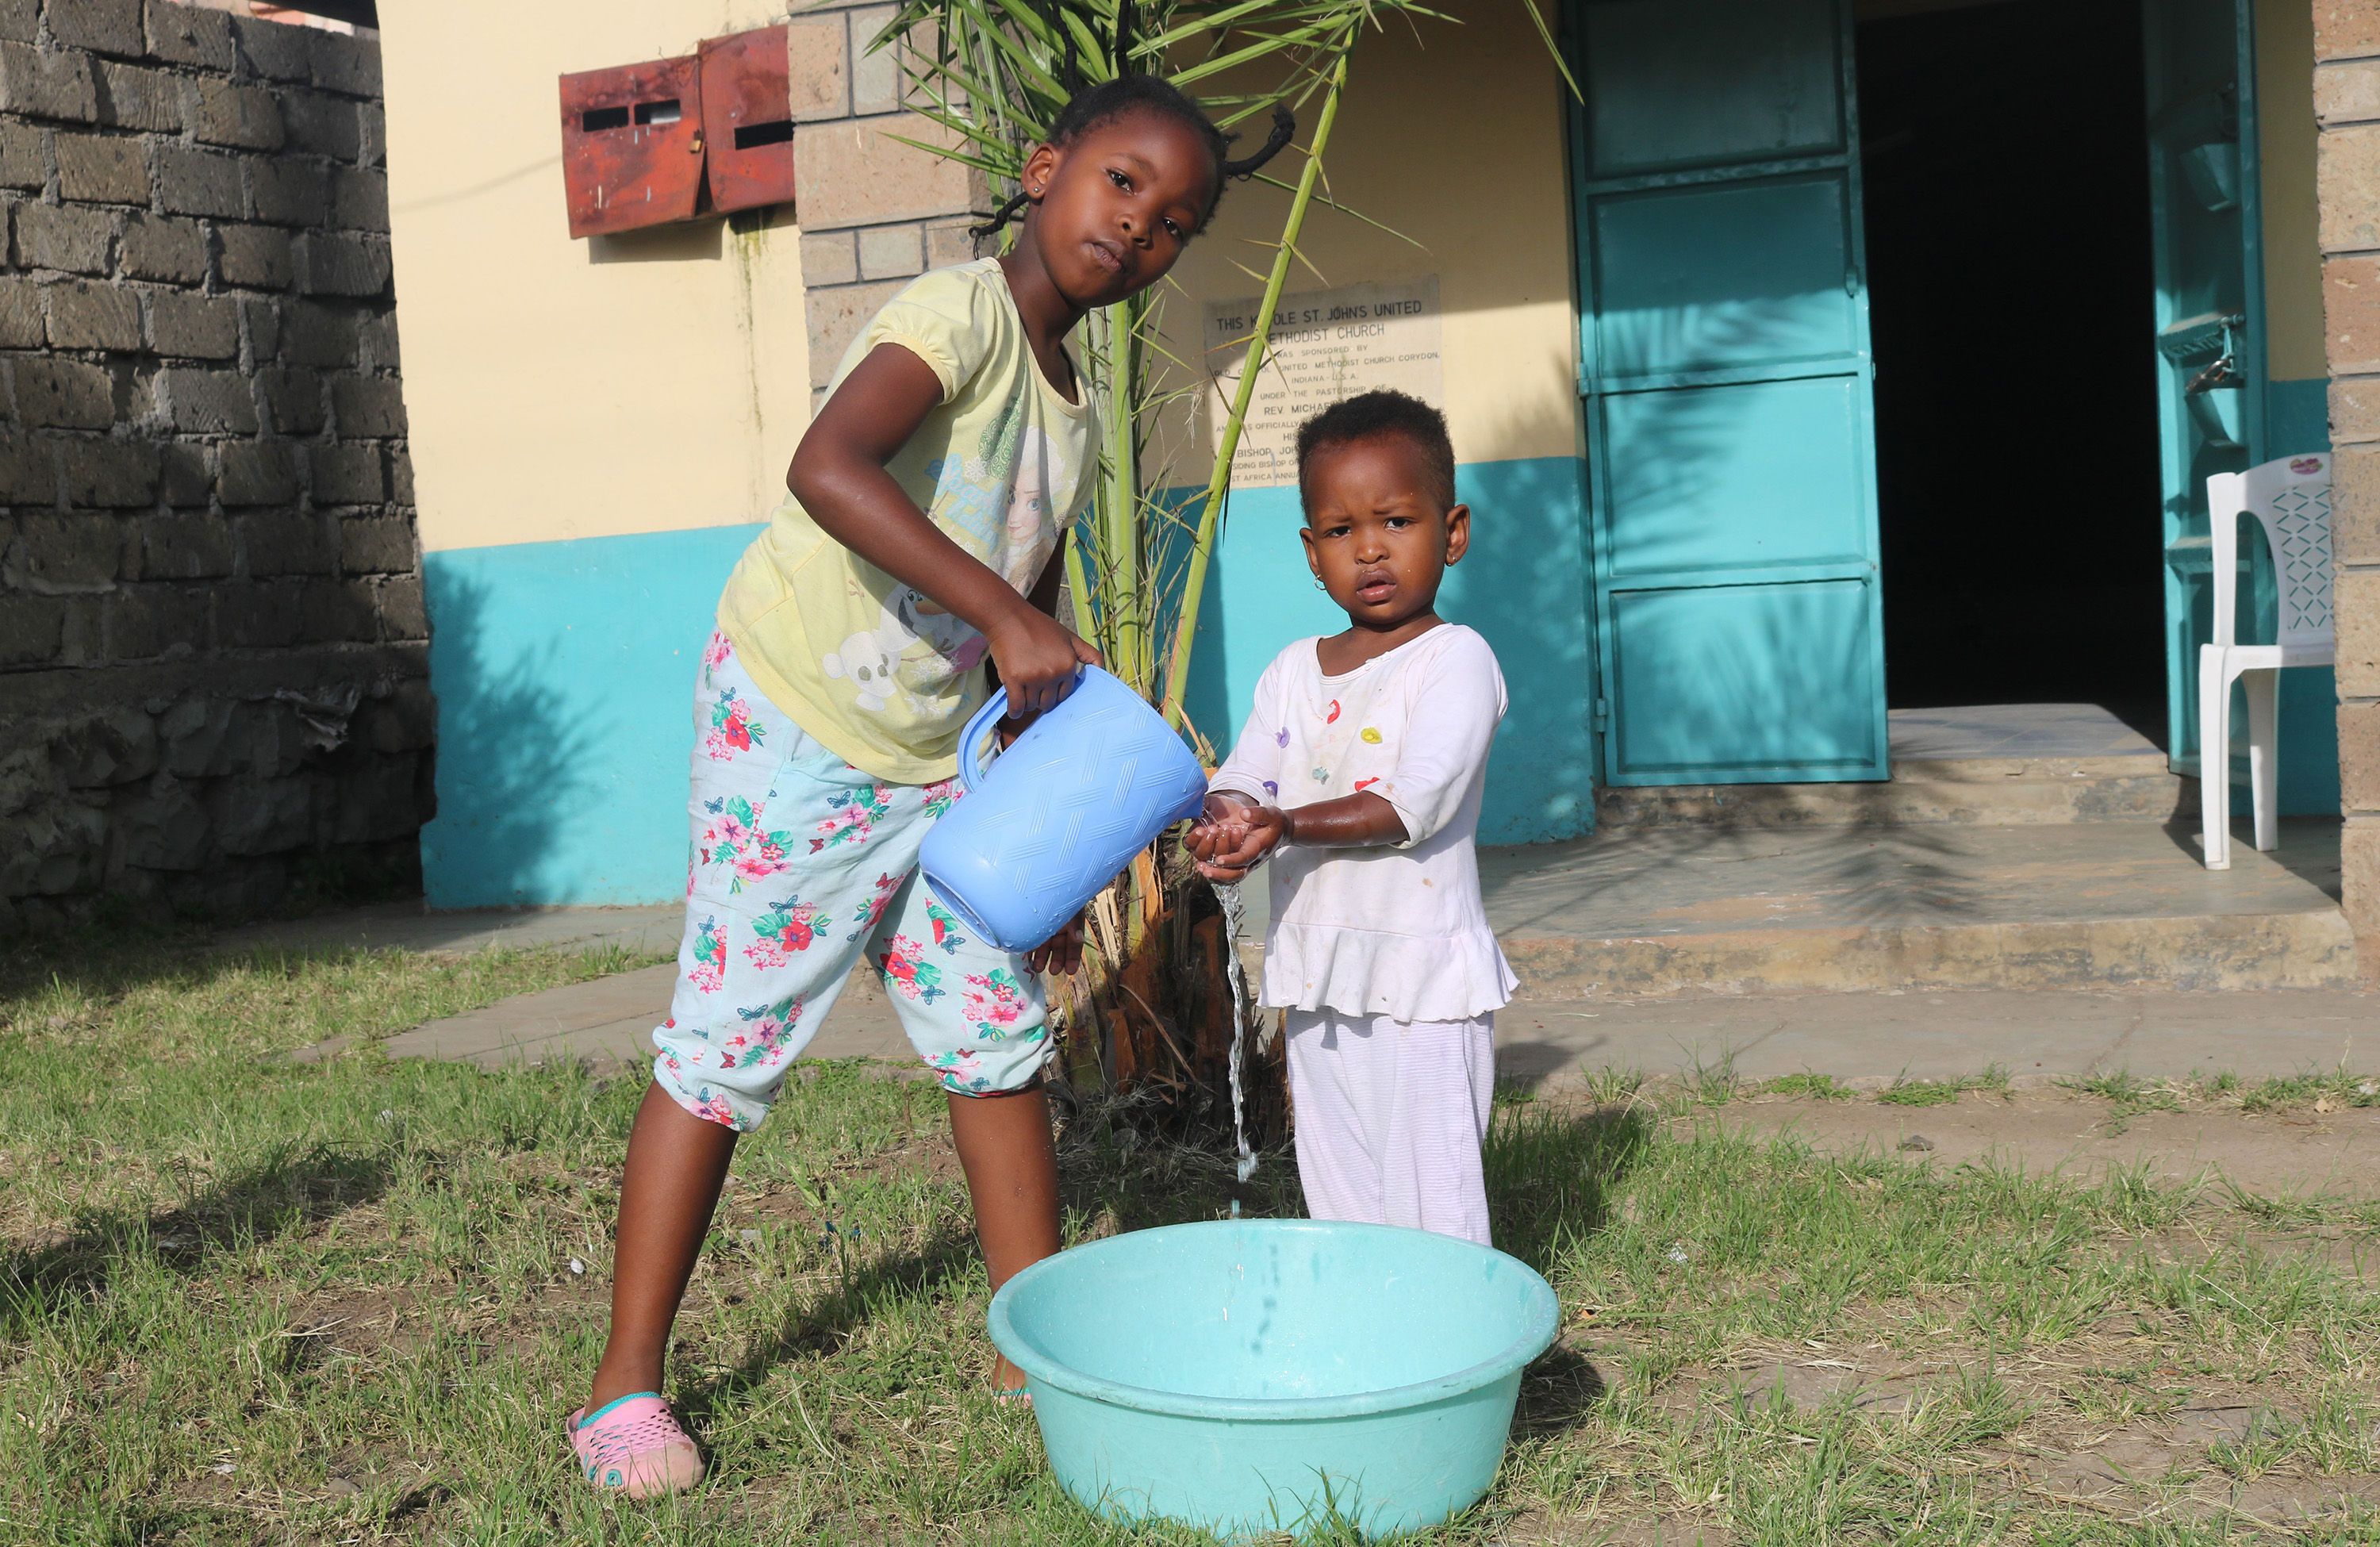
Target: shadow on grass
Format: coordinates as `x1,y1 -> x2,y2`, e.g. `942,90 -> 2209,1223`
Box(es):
1486,1096 -> 1655,1273
1514,1339 -> 1610,1437
683,1216 -> 985,1424
0,1138 -> 391,1337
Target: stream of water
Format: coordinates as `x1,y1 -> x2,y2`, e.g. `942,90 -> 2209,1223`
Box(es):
1214,880 -> 1258,1184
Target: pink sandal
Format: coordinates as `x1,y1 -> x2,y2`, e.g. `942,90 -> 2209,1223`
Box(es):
568,1392 -> 705,1498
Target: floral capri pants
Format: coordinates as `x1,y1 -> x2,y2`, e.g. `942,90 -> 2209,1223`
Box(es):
651,629 -> 1052,1131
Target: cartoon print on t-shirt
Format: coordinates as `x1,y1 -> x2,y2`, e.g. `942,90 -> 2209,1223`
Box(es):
998,427 -> 1064,586
823,626 -> 899,711
823,588 -> 991,714
881,587 -> 987,684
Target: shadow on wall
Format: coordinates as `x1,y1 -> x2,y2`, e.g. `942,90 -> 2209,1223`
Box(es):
1438,457 -> 1596,838
416,524 -> 762,908
416,567 -> 595,908
1579,261 -> 1890,785
1181,455 -> 1598,846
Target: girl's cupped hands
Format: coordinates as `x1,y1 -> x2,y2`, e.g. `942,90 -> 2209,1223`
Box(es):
1186,795 -> 1287,882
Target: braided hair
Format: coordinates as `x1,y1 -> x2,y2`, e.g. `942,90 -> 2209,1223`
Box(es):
973,75 -> 1295,240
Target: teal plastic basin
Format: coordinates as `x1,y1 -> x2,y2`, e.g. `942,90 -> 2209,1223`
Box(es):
988,1219 -> 1558,1537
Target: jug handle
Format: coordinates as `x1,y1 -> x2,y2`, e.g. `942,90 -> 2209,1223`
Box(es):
954,686 -> 1012,795
951,666 -> 1091,793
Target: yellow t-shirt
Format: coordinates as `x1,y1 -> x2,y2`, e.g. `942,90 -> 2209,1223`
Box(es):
717,259 -> 1098,784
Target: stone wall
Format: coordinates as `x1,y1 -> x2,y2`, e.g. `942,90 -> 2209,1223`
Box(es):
0,0 -> 418,933
785,0 -> 991,415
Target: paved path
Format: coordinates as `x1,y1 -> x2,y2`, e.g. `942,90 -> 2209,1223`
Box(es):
217,900 -> 682,958
309,965 -> 2380,1091
287,958 -> 911,1070
249,899 -> 2380,1192
251,900 -> 2378,1088
323,973 -> 2380,1197
1494,984 -> 2380,1092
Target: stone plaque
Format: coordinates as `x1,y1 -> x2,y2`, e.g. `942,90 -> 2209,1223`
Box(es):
1203,275 -> 1442,489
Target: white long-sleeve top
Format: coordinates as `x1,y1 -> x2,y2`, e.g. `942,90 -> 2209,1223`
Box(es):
1207,623 -> 1518,1023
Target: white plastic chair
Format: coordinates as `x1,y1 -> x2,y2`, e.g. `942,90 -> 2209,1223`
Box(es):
2198,451 -> 2333,869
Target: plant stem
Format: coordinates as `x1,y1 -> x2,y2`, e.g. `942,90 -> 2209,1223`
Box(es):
1093,295 -> 1149,689
1157,43 -> 1352,728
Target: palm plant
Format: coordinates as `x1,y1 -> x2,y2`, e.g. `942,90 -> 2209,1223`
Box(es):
874,0 -> 1563,1123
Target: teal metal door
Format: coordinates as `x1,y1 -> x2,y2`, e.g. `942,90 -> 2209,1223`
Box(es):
2146,0 -> 2266,777
1572,0 -> 1886,786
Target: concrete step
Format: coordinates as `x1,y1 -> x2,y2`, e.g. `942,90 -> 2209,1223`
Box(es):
1595,756 -> 2196,830
1482,817 -> 2357,997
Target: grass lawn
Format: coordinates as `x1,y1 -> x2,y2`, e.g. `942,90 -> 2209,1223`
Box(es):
5,938 -> 2379,1544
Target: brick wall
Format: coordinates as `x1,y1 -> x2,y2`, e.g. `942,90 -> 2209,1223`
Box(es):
0,0 -> 418,933
2320,2 -> 2380,968
786,0 -> 991,414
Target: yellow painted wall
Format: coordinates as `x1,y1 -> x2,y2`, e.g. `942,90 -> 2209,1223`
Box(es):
1149,2 -> 1580,482
2258,0 -> 2324,380
380,3 -> 812,555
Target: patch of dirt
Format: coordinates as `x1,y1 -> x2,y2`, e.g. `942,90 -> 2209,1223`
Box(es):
2215,1474 -> 2380,1526
849,1135 -> 964,1185
1705,1091 -> 2380,1196
292,1286 -> 421,1359
1714,1355 -> 1924,1416
1503,1509 -> 1732,1545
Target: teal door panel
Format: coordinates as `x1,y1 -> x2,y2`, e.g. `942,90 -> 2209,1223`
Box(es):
1591,176 -> 1860,381
1603,378 -> 1874,576
1572,0 -> 1886,786
1581,0 -> 1843,176
2146,0 -> 2266,777
1607,580 -> 1883,780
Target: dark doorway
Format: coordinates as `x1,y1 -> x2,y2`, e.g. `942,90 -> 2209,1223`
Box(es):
1857,0 -> 2165,731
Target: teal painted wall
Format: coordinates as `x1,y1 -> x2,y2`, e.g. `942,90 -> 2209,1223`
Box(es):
418,454 -> 1596,909
420,405 -> 2321,907
420,525 -> 761,908
1180,455 -> 1599,846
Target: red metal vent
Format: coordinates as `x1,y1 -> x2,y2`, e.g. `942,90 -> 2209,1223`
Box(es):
700,25 -> 798,215
559,55 -> 705,238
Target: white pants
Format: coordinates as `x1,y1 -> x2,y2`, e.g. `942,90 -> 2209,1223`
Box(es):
1284,1008 -> 1495,1246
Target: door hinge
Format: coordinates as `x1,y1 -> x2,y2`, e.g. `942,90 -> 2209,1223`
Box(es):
1594,697 -> 1610,727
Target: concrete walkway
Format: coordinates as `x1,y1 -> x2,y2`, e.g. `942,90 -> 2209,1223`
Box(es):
253,896 -> 2379,1087
299,960 -> 915,1071
246,891 -> 2380,1198
216,900 -> 682,958
1493,984 -> 2380,1092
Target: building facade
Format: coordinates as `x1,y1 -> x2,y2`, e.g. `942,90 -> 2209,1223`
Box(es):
382,0 -> 2380,969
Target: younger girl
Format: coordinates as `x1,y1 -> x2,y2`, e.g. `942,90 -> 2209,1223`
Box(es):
570,76 -> 1242,1498
1190,390 -> 1515,1246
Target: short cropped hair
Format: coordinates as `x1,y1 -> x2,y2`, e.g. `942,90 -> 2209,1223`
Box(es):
1294,390 -> 1458,512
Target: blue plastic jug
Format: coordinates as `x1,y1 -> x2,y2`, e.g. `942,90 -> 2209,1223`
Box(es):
919,666 -> 1207,953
